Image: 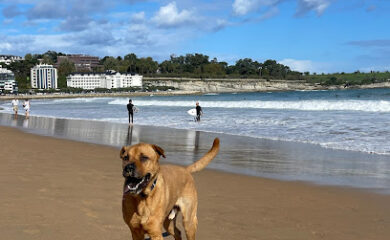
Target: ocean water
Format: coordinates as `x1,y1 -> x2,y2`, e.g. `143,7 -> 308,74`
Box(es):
2,88 -> 390,155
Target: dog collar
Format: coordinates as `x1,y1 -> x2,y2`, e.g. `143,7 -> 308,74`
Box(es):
140,177 -> 157,198
150,177 -> 157,191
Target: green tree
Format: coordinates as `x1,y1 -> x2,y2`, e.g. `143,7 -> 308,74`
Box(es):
24,53 -> 33,61
103,57 -> 119,71
43,50 -> 61,63
124,53 -> 138,72
41,55 -> 54,65
234,58 -> 261,76
203,63 -> 225,76
135,57 -> 158,75
159,60 -> 178,74
58,59 -> 76,88
261,59 -> 291,79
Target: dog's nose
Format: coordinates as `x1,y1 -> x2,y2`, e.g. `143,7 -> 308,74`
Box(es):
123,163 -> 135,177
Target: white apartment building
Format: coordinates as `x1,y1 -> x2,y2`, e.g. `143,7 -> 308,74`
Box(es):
0,65 -> 17,93
66,71 -> 143,90
30,64 -> 58,89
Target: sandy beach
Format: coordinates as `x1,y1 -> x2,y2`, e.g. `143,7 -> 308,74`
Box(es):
1,125 -> 390,240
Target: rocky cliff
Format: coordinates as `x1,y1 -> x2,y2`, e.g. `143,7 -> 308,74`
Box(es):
144,77 -> 323,92
144,77 -> 390,92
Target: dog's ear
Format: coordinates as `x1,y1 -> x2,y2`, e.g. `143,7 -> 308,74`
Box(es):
120,146 -> 127,159
152,145 -> 166,158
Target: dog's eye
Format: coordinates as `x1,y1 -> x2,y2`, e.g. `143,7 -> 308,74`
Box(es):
140,155 -> 149,162
123,155 -> 129,161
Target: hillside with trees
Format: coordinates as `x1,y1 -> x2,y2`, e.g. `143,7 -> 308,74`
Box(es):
1,50 -> 389,90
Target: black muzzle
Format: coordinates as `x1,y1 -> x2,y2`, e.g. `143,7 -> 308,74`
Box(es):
123,163 -> 135,178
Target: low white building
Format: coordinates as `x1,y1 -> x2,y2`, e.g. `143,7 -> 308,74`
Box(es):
30,64 -> 58,89
0,65 -> 17,93
0,55 -> 24,65
66,71 -> 143,90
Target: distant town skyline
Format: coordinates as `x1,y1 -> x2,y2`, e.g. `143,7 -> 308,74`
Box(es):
0,0 -> 389,73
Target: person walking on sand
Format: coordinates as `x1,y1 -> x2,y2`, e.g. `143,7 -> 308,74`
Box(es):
11,97 -> 19,118
127,99 -> 134,125
196,101 -> 203,122
23,99 -> 30,119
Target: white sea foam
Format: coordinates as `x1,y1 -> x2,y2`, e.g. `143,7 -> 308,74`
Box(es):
51,97 -> 106,104
108,99 -> 390,112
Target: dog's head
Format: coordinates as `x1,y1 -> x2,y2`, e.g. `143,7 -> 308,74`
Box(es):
120,143 -> 165,195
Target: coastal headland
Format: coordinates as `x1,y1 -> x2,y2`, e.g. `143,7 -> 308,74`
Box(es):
0,124 -> 389,240
144,77 -> 390,92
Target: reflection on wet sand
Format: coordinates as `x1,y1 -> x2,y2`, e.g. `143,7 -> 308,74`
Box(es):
125,125 -> 140,146
186,130 -> 202,162
1,112 -> 390,193
23,118 -> 29,128
127,125 -> 133,146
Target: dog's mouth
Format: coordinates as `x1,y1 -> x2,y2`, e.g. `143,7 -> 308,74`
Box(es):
123,173 -> 151,195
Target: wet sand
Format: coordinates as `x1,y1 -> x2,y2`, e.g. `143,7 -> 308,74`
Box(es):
1,125 -> 390,240
1,113 -> 390,193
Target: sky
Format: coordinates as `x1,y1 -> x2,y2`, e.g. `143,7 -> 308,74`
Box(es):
0,0 -> 389,73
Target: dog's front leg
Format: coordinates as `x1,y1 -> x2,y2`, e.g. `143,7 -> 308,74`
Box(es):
147,230 -> 164,240
130,227 -> 145,240
145,221 -> 164,240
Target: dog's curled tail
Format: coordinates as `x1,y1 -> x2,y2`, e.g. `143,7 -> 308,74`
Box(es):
186,138 -> 220,173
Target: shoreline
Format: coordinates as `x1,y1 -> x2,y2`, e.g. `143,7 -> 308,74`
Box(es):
0,82 -> 389,101
1,125 -> 390,239
1,112 -> 390,195
0,90 -> 203,101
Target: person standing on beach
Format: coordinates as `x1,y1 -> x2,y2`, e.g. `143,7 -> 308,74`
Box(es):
11,97 -> 19,118
127,99 -> 134,125
23,99 -> 30,119
196,101 -> 203,122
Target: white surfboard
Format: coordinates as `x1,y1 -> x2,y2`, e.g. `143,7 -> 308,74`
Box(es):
187,108 -> 197,117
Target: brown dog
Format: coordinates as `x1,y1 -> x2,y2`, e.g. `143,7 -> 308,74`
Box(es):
120,138 -> 220,240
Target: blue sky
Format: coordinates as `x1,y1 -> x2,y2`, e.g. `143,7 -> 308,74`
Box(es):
0,0 -> 389,73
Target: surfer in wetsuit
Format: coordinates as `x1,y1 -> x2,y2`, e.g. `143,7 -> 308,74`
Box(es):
127,99 -> 134,125
196,101 -> 203,122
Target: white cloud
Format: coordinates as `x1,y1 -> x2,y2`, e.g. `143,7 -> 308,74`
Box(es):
131,11 -> 145,23
2,18 -> 13,25
233,0 -> 331,17
0,17 -> 196,61
280,58 -> 321,73
359,65 -> 390,73
0,42 -> 13,51
296,0 -> 330,16
232,0 -> 277,16
280,58 -> 344,73
152,2 -> 196,27
233,0 -> 258,16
